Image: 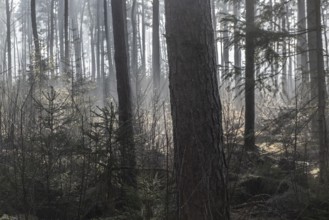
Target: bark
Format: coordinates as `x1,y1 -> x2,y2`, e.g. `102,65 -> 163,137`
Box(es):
234,0 -> 241,98
244,0 -> 256,150
152,0 -> 161,96
104,0 -> 114,82
31,0 -> 42,81
223,1 -> 229,78
131,0 -> 139,98
281,0 -> 288,99
71,11 -> 83,81
88,3 -> 96,81
49,0 -> 55,78
111,0 -> 137,189
297,0 -> 309,101
165,0 -> 230,219
141,0 -> 146,76
211,0 -> 218,80
58,0 -> 65,74
6,0 -> 12,86
64,0 -> 70,75
307,0 -> 328,184
96,0 -> 101,81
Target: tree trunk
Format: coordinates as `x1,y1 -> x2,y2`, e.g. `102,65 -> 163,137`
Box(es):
141,0 -> 146,77
58,0 -> 65,74
234,0 -> 241,100
131,0 -> 139,99
244,0 -> 256,150
6,0 -> 12,86
297,0 -> 309,101
111,0 -> 137,190
49,0 -> 55,78
64,0 -> 70,75
31,0 -> 42,81
165,0 -> 230,219
281,0 -> 288,99
104,0 -> 114,84
96,0 -> 101,81
71,12 -> 82,81
152,0 -> 161,97
88,3 -> 96,81
223,1 -> 229,80
307,0 -> 328,184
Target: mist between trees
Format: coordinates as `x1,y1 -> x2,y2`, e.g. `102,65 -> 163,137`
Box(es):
0,0 -> 328,220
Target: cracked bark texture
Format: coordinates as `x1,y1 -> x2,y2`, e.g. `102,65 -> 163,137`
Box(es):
165,0 -> 230,219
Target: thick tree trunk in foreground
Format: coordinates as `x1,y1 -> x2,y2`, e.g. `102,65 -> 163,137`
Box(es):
165,0 -> 230,219
111,0 -> 137,189
307,0 -> 328,184
244,0 -> 256,151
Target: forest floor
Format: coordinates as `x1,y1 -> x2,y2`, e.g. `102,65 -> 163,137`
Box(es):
229,139 -> 328,220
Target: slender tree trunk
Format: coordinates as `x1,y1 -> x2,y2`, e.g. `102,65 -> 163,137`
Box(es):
281,0 -> 288,99
104,0 -> 114,83
64,0 -> 70,75
223,1 -> 229,80
96,0 -> 101,81
6,0 -> 12,86
244,0 -> 256,150
111,0 -> 137,191
297,0 -> 309,101
72,13 -> 82,81
211,0 -> 218,81
88,3 -> 96,81
31,0 -> 42,81
131,0 -> 139,99
307,0 -> 328,184
165,0 -> 230,219
141,0 -> 146,76
58,0 -> 65,74
152,0 -> 161,96
50,0 -> 55,78
234,0 -> 241,100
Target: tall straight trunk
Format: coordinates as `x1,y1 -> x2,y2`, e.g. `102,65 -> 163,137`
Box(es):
80,0 -> 87,78
88,3 -> 96,81
307,0 -> 328,184
152,0 -> 160,96
281,0 -> 288,99
244,0 -> 256,150
131,0 -> 139,98
71,9 -> 82,81
101,29 -> 107,104
96,0 -> 101,81
211,0 -> 218,80
58,0 -> 64,74
104,0 -> 114,81
322,8 -> 329,75
31,0 -> 42,79
141,0 -> 146,76
234,0 -> 241,98
6,0 -> 12,86
21,0 -> 28,81
285,4 -> 296,99
223,1 -> 229,79
165,0 -> 230,219
111,0 -> 137,189
297,0 -> 309,101
49,0 -> 55,78
64,0 -> 69,75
